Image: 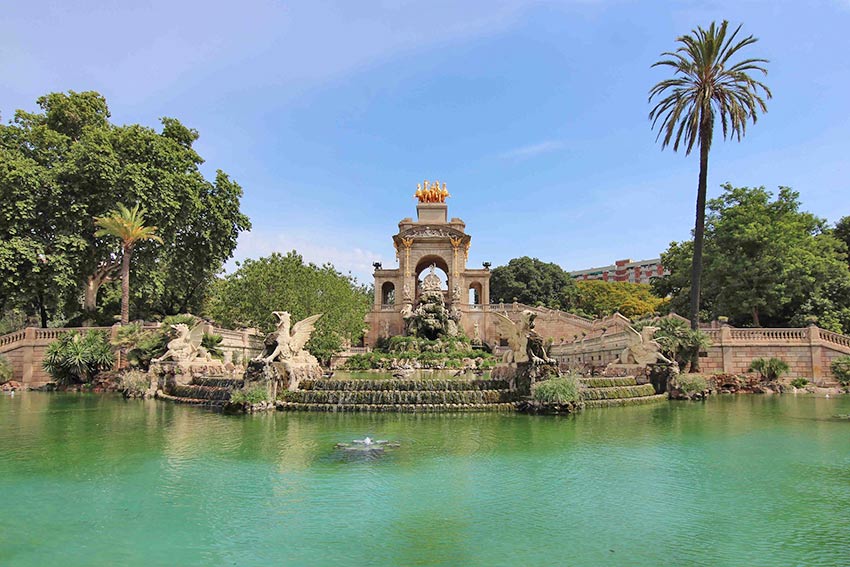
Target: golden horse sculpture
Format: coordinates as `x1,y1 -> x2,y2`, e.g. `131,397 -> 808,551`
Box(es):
414,180 -> 450,203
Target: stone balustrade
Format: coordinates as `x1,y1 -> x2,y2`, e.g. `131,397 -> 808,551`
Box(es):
550,322 -> 850,385
0,323 -> 264,387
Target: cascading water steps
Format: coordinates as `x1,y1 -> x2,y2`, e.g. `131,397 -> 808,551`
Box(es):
579,376 -> 668,407
279,377 -> 517,413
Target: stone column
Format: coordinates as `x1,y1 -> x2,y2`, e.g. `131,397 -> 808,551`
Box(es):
21,327 -> 36,385
720,324 -> 732,373
808,324 -> 823,382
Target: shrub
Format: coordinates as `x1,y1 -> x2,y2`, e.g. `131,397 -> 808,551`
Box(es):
790,378 -> 809,389
120,370 -> 152,396
0,354 -> 12,383
748,357 -> 790,381
532,374 -> 581,404
43,331 -> 115,384
201,333 -> 224,360
230,383 -> 270,404
675,374 -> 709,394
831,356 -> 850,387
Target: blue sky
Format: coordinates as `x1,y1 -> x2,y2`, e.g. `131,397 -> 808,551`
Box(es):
3,1 -> 849,283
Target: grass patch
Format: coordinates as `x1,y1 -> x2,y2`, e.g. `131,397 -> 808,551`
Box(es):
532,375 -> 581,404
230,383 -> 270,404
675,374 -> 709,394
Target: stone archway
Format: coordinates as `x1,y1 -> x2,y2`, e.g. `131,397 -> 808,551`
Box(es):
414,255 -> 451,302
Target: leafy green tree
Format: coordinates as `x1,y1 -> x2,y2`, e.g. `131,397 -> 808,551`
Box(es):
0,91 -> 250,326
489,257 -> 577,309
95,203 -> 162,324
205,251 -> 371,362
834,216 -> 850,269
571,280 -> 667,319
654,185 -> 850,333
649,21 -> 771,335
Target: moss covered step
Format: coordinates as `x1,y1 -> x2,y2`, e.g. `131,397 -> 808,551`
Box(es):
168,384 -> 233,401
584,394 -> 668,408
156,390 -> 228,407
190,376 -> 244,389
581,384 -> 657,401
285,389 -> 515,405
276,402 -> 517,413
299,379 -> 510,391
580,377 -> 638,388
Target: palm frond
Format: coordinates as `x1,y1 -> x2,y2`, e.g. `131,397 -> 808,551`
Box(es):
648,20 -> 771,155
94,202 -> 164,247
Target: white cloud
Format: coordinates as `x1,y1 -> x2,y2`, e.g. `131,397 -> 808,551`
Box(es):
499,140 -> 565,160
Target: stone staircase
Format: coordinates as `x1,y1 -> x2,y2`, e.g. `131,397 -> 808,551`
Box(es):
579,376 -> 667,407
277,377 -> 517,413
157,376 -> 244,407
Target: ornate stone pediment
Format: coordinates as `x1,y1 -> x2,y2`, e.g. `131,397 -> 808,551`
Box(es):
396,226 -> 466,240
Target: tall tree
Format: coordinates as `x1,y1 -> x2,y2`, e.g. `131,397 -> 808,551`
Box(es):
94,204 -> 162,324
649,21 -> 771,336
489,257 -> 577,309
0,91 -> 250,326
205,252 -> 371,363
654,184 -> 850,334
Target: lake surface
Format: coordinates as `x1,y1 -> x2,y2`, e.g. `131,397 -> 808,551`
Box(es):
1,393 -> 848,566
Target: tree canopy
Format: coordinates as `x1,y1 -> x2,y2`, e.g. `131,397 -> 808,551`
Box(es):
653,184 -> 850,333
0,91 -> 250,326
572,280 -> 667,320
489,257 -> 577,309
205,251 -> 371,362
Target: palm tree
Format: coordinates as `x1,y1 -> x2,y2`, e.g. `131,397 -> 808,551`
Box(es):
649,21 -> 771,338
94,203 -> 162,324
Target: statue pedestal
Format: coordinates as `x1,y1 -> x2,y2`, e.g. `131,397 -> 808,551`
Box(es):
246,358 -> 323,397
151,360 -> 225,387
603,363 -> 645,378
492,361 -> 559,396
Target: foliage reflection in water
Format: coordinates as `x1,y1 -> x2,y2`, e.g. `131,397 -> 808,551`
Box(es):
1,393 -> 849,566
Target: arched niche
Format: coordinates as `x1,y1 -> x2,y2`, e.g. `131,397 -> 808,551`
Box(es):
468,282 -> 483,305
381,281 -> 395,305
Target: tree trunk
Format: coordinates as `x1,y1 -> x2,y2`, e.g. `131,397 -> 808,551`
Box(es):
752,306 -> 761,327
688,123 -> 711,373
38,293 -> 48,329
120,245 -> 132,325
83,262 -> 118,315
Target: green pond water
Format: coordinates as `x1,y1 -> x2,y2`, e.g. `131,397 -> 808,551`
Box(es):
1,393 -> 849,566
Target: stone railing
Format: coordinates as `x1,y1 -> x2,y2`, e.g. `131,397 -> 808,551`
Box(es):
728,328 -> 808,341
0,323 -> 265,386
550,322 -> 850,385
817,329 -> 850,349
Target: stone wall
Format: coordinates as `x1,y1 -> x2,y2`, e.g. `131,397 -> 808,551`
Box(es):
550,323 -> 850,385
0,324 -> 264,387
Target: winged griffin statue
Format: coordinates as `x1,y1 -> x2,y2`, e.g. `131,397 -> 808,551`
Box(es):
618,325 -> 674,366
154,323 -> 212,364
255,311 -> 323,363
491,310 -> 554,365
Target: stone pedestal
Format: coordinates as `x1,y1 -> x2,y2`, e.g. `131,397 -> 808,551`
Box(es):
151,360 -> 225,387
245,359 -> 323,397
492,361 -> 559,396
